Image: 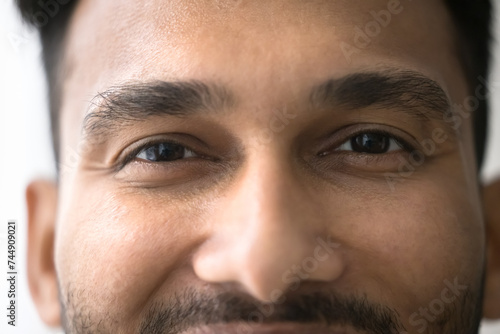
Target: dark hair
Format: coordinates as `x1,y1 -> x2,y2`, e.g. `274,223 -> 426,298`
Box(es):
16,0 -> 493,168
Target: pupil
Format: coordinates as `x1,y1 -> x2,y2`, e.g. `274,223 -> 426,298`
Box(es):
351,133 -> 389,154
145,143 -> 185,161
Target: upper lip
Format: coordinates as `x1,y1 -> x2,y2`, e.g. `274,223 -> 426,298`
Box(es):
179,323 -> 358,334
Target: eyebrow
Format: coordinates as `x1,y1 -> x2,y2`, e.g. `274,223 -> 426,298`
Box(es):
82,70 -> 450,139
309,69 -> 450,121
83,81 -> 234,137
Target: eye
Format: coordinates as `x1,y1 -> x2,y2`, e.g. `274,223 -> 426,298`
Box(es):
136,142 -> 198,162
337,132 -> 403,154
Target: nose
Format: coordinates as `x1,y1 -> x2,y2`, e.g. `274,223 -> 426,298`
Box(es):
193,148 -> 345,302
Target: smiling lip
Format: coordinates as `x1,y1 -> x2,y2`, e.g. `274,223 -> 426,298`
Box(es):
179,323 -> 359,334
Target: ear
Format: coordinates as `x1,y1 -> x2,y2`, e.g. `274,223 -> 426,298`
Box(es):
483,178 -> 500,319
26,180 -> 61,327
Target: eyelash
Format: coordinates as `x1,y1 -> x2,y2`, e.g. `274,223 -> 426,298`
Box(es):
117,138 -> 202,170
118,129 -> 415,169
330,129 -> 415,154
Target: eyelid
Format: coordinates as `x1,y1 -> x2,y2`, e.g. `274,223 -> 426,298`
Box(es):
136,142 -> 198,161
116,138 -> 203,171
317,127 -> 417,157
345,130 -> 414,152
336,135 -> 402,153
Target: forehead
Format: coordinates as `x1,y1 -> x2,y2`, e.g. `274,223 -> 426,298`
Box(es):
63,0 -> 457,83
60,0 -> 464,150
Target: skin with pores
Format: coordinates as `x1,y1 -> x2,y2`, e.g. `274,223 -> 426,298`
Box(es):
26,0 -> 500,333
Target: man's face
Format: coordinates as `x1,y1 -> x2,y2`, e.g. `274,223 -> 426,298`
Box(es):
35,0 -> 490,333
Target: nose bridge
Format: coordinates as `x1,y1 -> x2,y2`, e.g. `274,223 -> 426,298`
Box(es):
235,153 -> 317,268
193,148 -> 345,301
242,148 -> 310,231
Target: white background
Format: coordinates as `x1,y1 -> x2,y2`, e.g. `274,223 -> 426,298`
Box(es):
0,0 -> 499,333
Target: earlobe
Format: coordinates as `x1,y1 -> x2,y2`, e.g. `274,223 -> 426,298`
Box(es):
483,178 -> 500,319
26,180 -> 61,327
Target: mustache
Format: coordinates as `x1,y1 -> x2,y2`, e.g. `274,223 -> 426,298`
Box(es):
139,288 -> 405,334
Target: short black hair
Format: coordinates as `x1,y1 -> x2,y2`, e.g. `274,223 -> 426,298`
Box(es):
16,0 -> 493,168
16,0 -> 79,164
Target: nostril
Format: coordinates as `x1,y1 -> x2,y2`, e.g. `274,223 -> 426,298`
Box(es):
192,239 -> 237,283
192,229 -> 345,304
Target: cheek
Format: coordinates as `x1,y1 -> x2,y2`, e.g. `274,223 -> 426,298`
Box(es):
55,185 -> 207,321
335,175 -> 484,310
